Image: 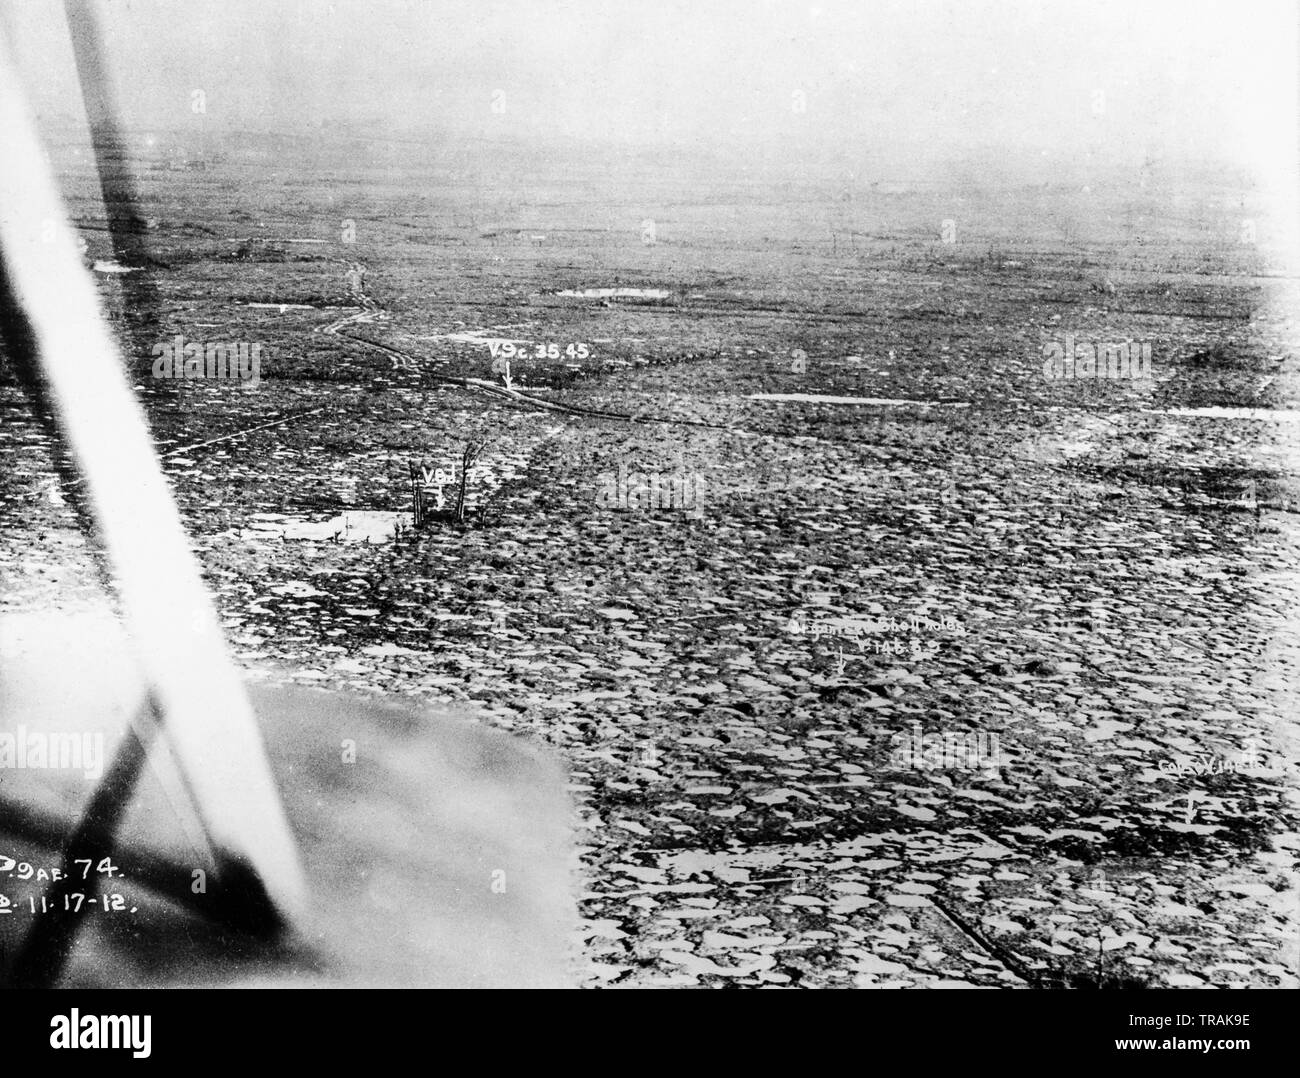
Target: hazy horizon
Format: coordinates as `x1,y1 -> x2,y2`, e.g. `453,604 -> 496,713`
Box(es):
3,1 -> 1294,183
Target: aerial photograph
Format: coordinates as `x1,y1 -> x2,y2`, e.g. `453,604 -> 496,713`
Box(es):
0,0 -> 1296,1041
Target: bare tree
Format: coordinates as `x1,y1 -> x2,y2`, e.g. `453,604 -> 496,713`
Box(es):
453,436 -> 493,524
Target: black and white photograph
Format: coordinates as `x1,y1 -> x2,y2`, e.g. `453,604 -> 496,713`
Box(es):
0,0 -> 1296,1041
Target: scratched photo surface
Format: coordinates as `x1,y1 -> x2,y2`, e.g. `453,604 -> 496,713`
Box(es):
0,0 -> 1297,989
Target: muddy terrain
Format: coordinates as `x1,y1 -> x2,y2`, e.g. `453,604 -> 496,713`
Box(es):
2,135 -> 1297,988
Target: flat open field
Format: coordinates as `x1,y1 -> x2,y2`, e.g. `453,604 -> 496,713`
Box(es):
3,135 -> 1298,987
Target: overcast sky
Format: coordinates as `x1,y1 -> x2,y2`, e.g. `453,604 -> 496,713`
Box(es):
3,0 -> 1295,182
